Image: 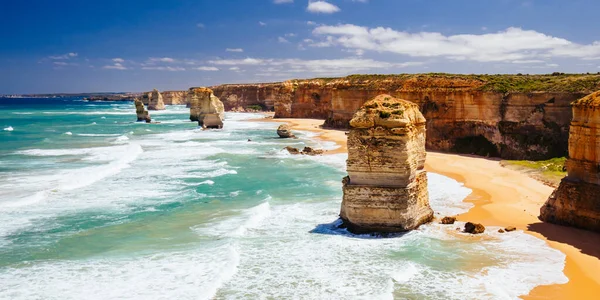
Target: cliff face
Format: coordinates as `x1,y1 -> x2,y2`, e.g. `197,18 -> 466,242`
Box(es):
540,91 -> 600,232
188,87 -> 225,128
340,95 -> 434,233
162,91 -> 187,105
210,74 -> 600,159
147,89 -> 166,111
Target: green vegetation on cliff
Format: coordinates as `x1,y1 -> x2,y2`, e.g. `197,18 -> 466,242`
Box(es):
300,73 -> 600,93
501,157 -> 567,187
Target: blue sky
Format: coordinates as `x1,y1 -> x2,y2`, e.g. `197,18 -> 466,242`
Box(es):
2,0 -> 600,94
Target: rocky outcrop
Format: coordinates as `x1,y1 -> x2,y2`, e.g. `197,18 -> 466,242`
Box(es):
277,124 -> 295,138
441,216 -> 456,224
284,146 -> 324,156
465,222 -> 485,234
162,91 -> 187,105
210,74 -> 600,159
340,95 -> 434,233
188,87 -> 225,128
134,99 -> 151,123
146,89 -> 165,110
540,91 -> 600,232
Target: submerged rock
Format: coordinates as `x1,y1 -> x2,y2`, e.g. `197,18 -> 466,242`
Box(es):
285,146 -> 300,155
134,98 -> 151,123
540,91 -> 600,232
498,229 -> 505,233
277,124 -> 296,138
302,147 -> 324,156
464,222 -> 485,234
340,94 -> 434,233
188,87 -> 225,129
441,216 -> 456,225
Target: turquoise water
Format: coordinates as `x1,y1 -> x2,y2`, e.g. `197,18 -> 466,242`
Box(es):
0,98 -> 567,299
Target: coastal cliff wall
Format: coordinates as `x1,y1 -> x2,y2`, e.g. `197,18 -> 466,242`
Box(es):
162,91 -> 187,105
540,91 -> 600,232
210,74 -> 600,159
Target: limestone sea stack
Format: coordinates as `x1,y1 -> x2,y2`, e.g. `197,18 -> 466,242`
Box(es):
188,87 -> 225,128
540,91 -> 600,232
134,98 -> 151,123
340,94 -> 434,233
147,89 -> 166,110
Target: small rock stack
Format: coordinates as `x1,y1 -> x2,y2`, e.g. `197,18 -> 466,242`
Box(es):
188,87 -> 225,129
540,91 -> 600,232
134,98 -> 151,123
340,94 -> 434,233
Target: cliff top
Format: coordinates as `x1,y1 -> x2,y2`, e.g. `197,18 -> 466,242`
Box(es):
572,90 -> 600,107
299,73 -> 600,93
211,73 -> 600,93
349,94 -> 425,129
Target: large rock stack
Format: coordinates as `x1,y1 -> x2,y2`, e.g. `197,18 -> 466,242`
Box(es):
134,98 -> 151,123
340,94 -> 434,233
188,87 -> 225,129
540,91 -> 600,232
147,89 -> 166,110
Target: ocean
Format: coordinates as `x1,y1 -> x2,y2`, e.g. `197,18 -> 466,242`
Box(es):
0,98 -> 568,299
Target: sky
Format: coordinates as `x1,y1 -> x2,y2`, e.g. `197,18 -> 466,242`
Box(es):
2,0 -> 600,94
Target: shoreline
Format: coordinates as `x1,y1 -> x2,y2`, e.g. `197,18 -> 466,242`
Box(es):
259,116 -> 600,299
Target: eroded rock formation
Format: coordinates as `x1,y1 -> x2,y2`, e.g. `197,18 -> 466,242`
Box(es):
147,89 -> 165,110
540,91 -> 600,232
188,87 -> 225,128
134,99 -> 151,123
340,95 -> 434,233
210,74 -> 600,160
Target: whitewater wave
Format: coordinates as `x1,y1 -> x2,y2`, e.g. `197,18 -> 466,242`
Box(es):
3,126 -> 14,131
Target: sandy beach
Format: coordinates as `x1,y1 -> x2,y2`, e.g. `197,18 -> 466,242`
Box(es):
265,117 -> 600,299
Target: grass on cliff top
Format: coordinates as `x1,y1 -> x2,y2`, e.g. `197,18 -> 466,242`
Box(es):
302,73 -> 600,93
501,157 -> 567,187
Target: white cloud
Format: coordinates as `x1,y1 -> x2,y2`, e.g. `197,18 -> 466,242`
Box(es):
197,23 -> 205,28
195,66 -> 219,71
49,52 -> 78,60
311,24 -> 600,62
307,21 -> 317,26
148,57 -> 176,63
208,57 -> 421,77
226,48 -> 244,52
53,61 -> 69,66
285,33 -> 297,37
278,37 -> 290,43
103,63 -> 127,70
142,66 -> 186,71
259,21 -> 267,26
229,67 -> 241,71
307,1 -> 340,14
273,0 -> 293,3
112,58 -> 125,63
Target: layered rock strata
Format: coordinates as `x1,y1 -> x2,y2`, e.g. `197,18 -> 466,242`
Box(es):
540,91 -> 600,232
134,99 -> 151,123
188,87 -> 225,128
162,91 -> 187,105
147,89 -> 165,110
340,94 -> 434,233
210,74 -> 600,159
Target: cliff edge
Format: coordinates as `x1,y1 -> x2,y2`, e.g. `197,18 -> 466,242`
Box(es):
540,91 -> 600,232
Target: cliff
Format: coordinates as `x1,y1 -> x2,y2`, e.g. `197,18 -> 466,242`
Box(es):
188,87 -> 225,128
162,90 -> 187,105
540,91 -> 600,232
211,74 -> 600,160
340,95 -> 434,233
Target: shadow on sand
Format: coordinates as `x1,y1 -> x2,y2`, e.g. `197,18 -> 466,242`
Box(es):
527,221 -> 600,259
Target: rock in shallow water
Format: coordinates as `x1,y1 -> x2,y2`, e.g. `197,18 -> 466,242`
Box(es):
277,124 -> 295,138
188,87 -> 225,129
464,222 -> 485,234
441,216 -> 456,225
340,94 -> 434,233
